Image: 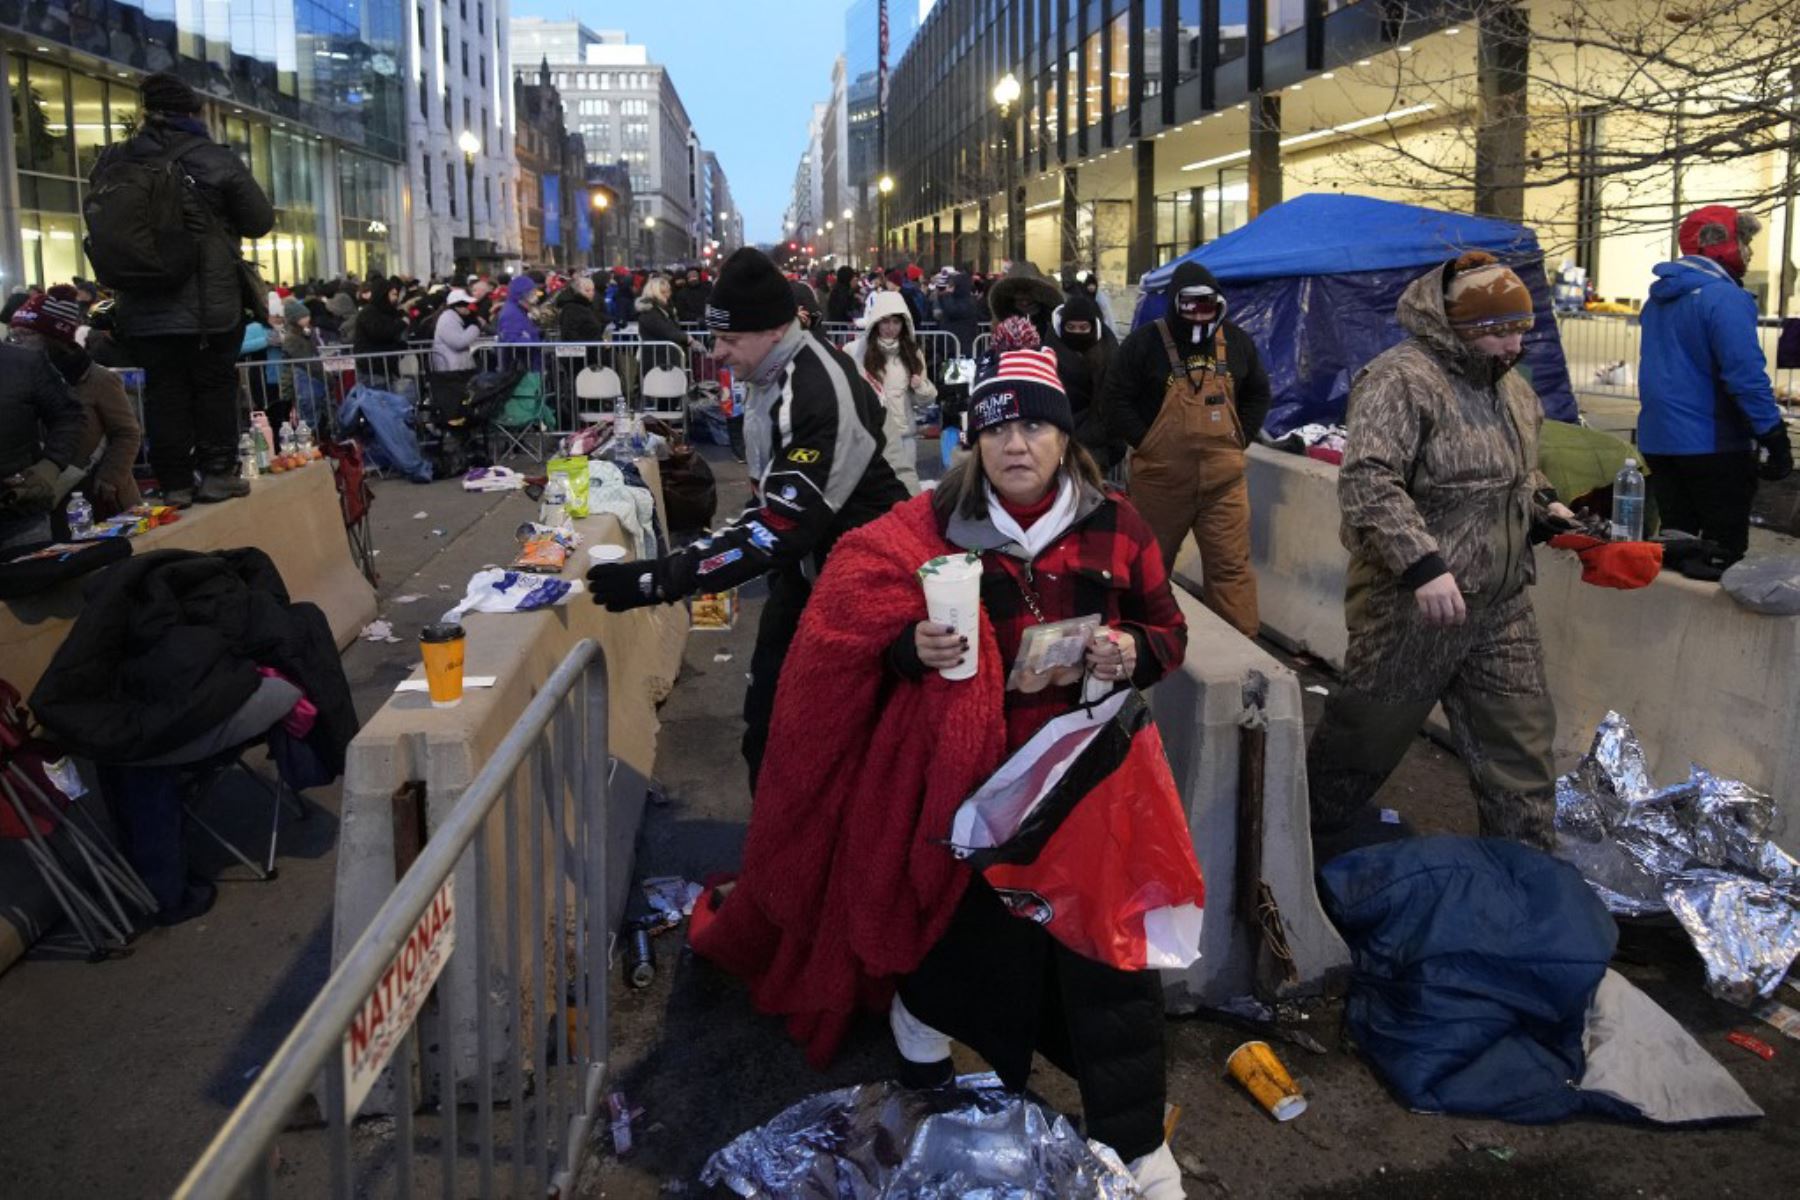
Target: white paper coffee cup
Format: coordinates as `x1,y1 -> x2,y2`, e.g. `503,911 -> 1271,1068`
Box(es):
918,553 -> 982,681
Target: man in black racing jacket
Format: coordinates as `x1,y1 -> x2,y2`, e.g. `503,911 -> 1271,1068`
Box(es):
588,247 -> 908,786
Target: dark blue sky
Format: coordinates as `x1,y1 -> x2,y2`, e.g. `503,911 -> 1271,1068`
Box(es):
513,0 -> 856,242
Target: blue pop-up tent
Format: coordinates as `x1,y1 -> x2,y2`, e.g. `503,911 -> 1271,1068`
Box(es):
1133,194 -> 1577,436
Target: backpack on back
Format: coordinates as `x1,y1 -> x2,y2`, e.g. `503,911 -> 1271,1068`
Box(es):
82,142 -> 199,292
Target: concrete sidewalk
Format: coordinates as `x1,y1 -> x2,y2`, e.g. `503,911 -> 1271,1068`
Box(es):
0,473 -> 535,1198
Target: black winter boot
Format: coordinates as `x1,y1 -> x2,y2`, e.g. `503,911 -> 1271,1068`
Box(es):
195,449 -> 250,503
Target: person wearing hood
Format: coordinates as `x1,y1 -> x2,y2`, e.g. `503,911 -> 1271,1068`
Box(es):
496,275 -> 544,345
584,247 -> 907,787
1053,293 -> 1121,468
934,269 -> 982,360
352,275 -> 411,391
826,265 -> 858,325
986,261 -> 1065,348
1305,251 -> 1578,854
846,290 -> 936,494
10,289 -> 142,520
1101,261 -> 1270,636
1068,269 -> 1118,333
1636,205 -> 1791,562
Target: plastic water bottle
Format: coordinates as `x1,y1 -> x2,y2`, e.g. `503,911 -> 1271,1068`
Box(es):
66,492 -> 92,539
239,432 -> 261,478
612,396 -> 633,461
540,474 -> 569,527
1612,458 -> 1645,542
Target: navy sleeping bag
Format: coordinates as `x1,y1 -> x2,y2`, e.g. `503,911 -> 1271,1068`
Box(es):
1318,836 -> 1619,1123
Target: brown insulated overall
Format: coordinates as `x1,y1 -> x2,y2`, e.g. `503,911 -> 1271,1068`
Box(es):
1127,320 -> 1259,636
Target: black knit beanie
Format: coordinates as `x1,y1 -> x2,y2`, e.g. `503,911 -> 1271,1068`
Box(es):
706,248 -> 797,332
141,72 -> 203,115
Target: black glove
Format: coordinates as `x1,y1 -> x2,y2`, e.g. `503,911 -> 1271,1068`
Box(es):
585,561 -> 664,612
1757,423 -> 1793,482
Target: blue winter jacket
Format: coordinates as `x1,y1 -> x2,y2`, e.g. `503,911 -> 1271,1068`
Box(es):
1637,256 -> 1779,455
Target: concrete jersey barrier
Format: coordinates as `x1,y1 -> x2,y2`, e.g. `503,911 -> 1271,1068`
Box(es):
1150,589 -> 1351,1009
1178,444 -> 1800,829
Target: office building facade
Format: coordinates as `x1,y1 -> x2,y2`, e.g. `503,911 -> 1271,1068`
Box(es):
883,0 -> 1796,304
512,19 -> 705,264
405,0 -> 520,278
0,0 -> 411,288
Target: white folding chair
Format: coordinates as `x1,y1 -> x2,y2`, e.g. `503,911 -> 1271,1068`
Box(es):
642,365 -> 689,433
576,366 -> 623,425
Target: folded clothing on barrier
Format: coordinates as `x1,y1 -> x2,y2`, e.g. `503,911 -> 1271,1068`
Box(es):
1320,836 -> 1761,1125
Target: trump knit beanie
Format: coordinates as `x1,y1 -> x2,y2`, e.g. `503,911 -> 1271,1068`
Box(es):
706,248 -> 797,332
1444,250 -> 1535,338
968,348 -> 1073,435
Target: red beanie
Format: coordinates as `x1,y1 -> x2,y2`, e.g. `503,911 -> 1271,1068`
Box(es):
10,287 -> 83,344
1550,533 -> 1664,590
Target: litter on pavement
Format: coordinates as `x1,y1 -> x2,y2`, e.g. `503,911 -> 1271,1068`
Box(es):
359,619 -> 401,643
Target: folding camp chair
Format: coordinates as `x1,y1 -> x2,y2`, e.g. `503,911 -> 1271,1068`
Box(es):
642,365 -> 690,435
0,680 -> 158,959
179,745 -> 307,883
575,366 -> 624,424
324,439 -> 379,587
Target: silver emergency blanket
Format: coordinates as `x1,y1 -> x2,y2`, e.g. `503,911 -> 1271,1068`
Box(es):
1554,711 -> 1800,1004
699,1073 -> 1137,1199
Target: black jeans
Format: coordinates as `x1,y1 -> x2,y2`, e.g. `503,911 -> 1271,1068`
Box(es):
1643,450 -> 1759,560
741,566 -> 811,792
125,330 -> 245,487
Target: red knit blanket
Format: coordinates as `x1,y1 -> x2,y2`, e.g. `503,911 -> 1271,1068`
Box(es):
690,494 -> 1008,1065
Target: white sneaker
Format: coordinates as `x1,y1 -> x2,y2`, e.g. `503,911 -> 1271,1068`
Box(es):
1127,1142 -> 1187,1200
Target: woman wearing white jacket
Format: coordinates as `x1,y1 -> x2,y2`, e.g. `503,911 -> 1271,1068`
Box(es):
846,289 -> 935,494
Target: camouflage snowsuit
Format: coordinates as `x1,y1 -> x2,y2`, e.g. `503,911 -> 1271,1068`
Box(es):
1306,265 -> 1559,849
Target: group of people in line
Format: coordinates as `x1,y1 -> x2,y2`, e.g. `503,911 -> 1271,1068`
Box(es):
577,194 -> 1788,1197
3,67 -> 1791,1200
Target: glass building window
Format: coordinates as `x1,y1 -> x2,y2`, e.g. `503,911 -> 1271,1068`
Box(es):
1083,26 -> 1102,127
1109,10 -> 1129,114
1221,0 -> 1249,66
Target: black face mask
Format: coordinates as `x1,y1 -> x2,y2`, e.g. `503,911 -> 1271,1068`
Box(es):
1063,326 -> 1097,351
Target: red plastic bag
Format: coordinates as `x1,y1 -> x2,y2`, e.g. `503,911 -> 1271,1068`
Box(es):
949,688 -> 1205,971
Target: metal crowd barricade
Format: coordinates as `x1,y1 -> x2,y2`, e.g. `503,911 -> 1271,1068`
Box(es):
972,332 -> 992,359
174,640 -> 613,1200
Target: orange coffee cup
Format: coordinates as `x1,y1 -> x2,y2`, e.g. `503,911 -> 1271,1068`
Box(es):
1227,1039 -> 1307,1121
419,622 -> 466,708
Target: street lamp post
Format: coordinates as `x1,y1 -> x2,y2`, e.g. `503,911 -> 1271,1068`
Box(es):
877,175 -> 894,266
992,73 -> 1022,266
842,207 -> 855,269
825,220 -> 835,263
592,190 -> 610,268
642,215 -> 656,266
457,129 -> 481,273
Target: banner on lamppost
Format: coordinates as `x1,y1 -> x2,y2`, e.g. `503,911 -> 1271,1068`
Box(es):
878,0 -> 888,109
576,190 -> 593,252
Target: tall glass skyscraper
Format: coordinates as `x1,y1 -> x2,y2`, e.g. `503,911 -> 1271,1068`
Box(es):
1,0 -> 409,287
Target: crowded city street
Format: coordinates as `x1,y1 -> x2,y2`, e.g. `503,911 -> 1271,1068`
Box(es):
2,2 -> 1800,1197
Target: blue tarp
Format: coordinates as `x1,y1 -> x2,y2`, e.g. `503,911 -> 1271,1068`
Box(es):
1132,194 -> 1577,436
